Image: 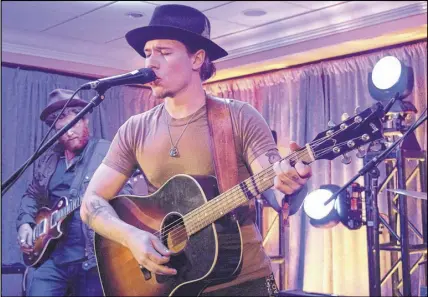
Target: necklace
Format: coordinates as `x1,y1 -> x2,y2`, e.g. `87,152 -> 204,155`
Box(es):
164,107 -> 199,157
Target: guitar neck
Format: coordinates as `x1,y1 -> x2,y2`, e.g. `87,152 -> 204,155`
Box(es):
60,196 -> 82,219
181,102 -> 386,236
183,145 -> 314,236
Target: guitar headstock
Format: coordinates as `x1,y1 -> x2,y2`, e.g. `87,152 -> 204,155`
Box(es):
310,103 -> 385,161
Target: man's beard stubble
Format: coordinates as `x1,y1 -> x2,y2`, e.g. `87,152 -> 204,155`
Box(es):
63,126 -> 90,153
154,88 -> 174,99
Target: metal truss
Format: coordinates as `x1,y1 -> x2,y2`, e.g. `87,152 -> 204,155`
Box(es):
364,148 -> 427,296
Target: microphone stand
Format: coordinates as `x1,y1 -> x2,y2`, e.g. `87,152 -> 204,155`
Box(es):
1,91 -> 106,196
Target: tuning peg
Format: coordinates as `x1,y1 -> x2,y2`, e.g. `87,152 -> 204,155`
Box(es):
356,146 -> 366,158
354,106 -> 361,114
369,140 -> 384,152
328,120 -> 336,128
341,153 -> 352,165
341,112 -> 350,121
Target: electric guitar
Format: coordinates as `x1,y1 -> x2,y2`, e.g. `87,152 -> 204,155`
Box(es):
22,169 -> 142,267
94,103 -> 385,296
22,195 -> 82,267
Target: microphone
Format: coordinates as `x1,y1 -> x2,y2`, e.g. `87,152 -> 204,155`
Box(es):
81,68 -> 157,91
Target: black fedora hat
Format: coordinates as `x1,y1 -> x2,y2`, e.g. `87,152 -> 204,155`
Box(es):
125,4 -> 228,61
40,89 -> 88,122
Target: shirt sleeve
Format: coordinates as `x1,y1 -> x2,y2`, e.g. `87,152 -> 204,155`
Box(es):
234,102 -> 278,166
16,181 -> 40,230
102,116 -> 138,177
16,157 -> 46,230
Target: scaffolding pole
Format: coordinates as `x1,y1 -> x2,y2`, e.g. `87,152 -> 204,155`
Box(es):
364,148 -> 427,296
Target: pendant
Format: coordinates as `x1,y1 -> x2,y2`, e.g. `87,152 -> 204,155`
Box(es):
170,147 -> 179,157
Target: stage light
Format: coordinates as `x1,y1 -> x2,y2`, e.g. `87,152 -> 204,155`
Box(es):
336,183 -> 364,230
368,56 -> 414,102
303,184 -> 343,229
303,184 -> 363,230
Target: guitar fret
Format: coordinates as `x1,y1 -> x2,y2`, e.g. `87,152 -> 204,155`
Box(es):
183,147 -> 314,235
250,176 -> 260,195
239,180 -> 254,200
54,196 -> 82,223
185,187 -> 249,235
216,198 -> 223,216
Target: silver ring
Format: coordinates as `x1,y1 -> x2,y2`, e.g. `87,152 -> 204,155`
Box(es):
20,239 -> 25,243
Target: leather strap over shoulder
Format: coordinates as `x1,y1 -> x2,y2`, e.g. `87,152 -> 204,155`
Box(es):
205,95 -> 239,194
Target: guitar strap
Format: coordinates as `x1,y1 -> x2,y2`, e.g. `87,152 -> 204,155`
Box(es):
206,94 -> 291,227
206,94 -> 239,197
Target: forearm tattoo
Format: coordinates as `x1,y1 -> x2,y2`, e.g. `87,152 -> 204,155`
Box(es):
86,199 -> 110,227
265,149 -> 281,164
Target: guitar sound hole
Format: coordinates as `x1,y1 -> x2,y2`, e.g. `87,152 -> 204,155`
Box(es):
162,212 -> 188,254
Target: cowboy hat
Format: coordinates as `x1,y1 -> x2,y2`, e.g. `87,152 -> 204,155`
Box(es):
40,89 -> 87,122
125,4 -> 228,61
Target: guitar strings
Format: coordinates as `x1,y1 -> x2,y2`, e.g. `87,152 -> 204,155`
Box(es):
156,138 -> 367,246
153,149 -> 311,243
313,135 -> 369,157
151,148 -> 306,239
152,121 -> 366,242
156,167 -> 282,246
310,121 -> 360,150
154,133 -> 361,243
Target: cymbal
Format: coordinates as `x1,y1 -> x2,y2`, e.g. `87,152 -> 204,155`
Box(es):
386,189 -> 427,200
